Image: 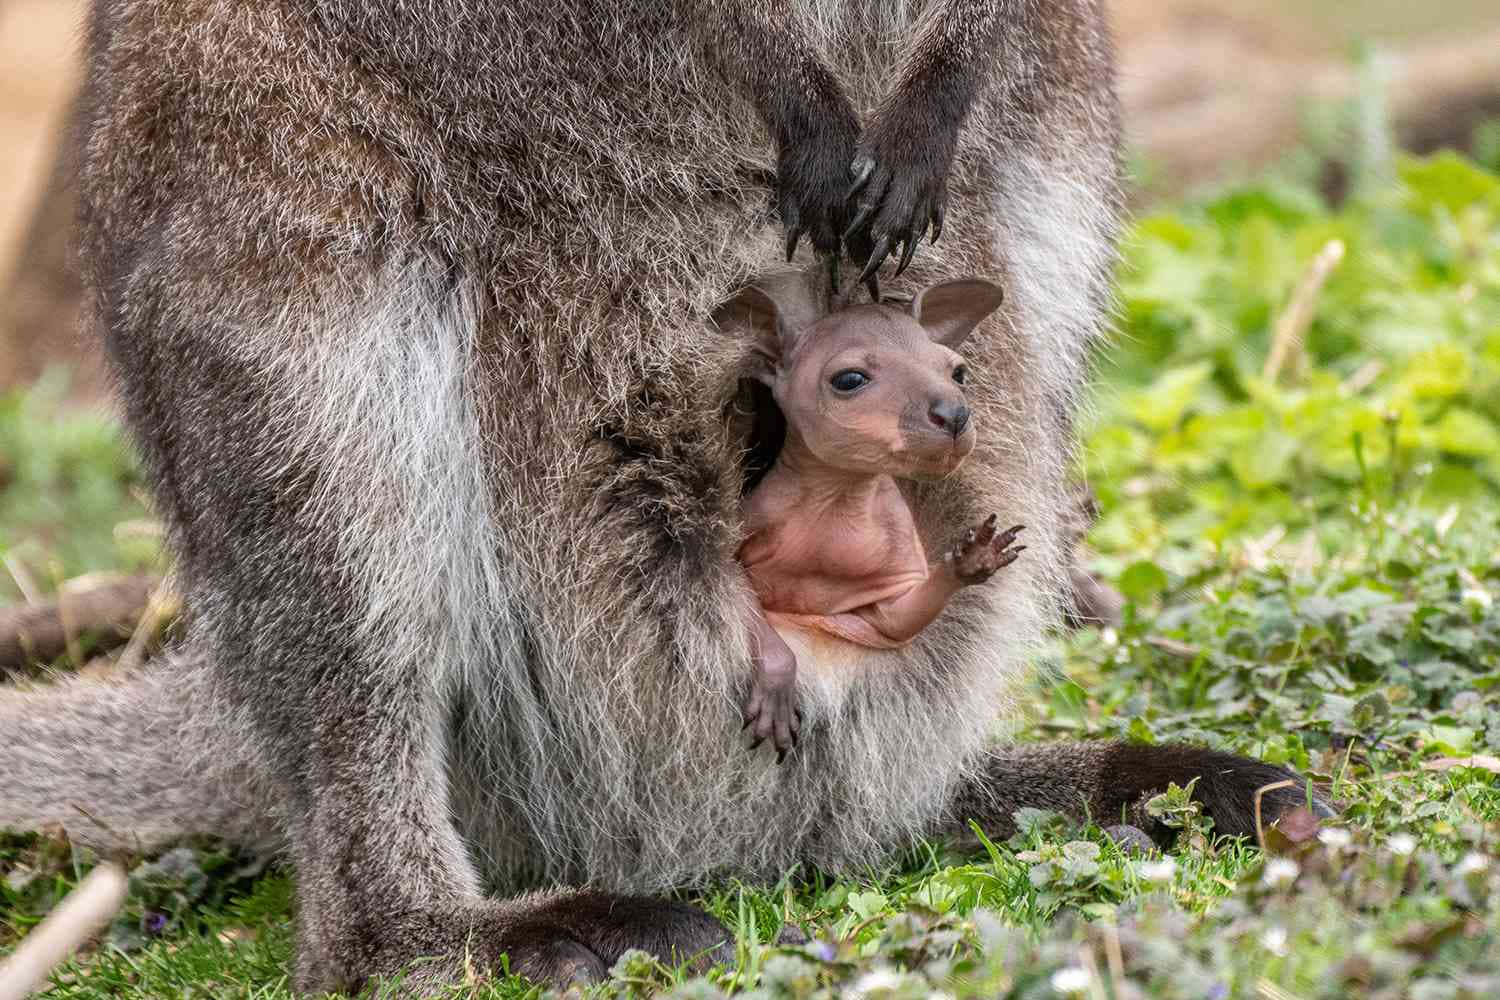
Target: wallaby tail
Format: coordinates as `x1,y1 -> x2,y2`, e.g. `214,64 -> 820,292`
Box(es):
0,645 -> 283,855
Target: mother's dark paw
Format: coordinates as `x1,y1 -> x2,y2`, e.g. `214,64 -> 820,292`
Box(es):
1198,757 -> 1334,840
1103,742 -> 1335,842
507,936 -> 609,989
777,104 -> 862,262
844,103 -> 961,283
526,893 -> 736,973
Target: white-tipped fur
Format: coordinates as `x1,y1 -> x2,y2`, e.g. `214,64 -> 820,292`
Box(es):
992,152 -> 1121,426
249,272 -> 520,899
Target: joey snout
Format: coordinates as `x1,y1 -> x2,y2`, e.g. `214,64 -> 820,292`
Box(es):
890,392 -> 975,478
927,398 -> 970,437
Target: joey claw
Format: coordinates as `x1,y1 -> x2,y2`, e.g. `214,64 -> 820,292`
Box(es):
744,634 -> 801,761
992,524 -> 1025,549
741,694 -> 762,731
975,514 -> 998,546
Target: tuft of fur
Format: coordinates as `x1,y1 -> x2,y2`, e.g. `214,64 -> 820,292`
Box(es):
3,0 -> 1132,991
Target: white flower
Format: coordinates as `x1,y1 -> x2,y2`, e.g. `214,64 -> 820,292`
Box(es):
849,969 -> 903,998
1462,587 -> 1492,610
1317,827 -> 1353,849
1435,503 -> 1459,537
1261,858 -> 1300,888
1261,925 -> 1289,956
1456,853 -> 1490,876
1388,833 -> 1418,857
1050,966 -> 1091,995
1100,627 -> 1119,648
1140,858 -> 1177,884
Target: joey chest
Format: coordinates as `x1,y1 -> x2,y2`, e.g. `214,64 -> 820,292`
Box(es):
738,474 -> 930,616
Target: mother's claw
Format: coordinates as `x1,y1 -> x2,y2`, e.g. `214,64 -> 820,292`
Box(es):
842,148 -> 950,283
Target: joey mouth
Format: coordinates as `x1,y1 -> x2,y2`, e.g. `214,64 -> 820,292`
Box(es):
867,428 -> 975,482
905,435 -> 975,480
890,400 -> 976,479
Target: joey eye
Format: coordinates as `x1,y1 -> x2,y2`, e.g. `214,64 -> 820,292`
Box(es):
953,365 -> 969,386
830,370 -> 870,393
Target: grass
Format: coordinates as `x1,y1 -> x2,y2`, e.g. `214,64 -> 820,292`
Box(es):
2,147 -> 1499,997
0,370 -> 156,602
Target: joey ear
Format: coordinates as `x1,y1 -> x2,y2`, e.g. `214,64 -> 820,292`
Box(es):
910,279 -> 1005,349
711,271 -> 828,385
711,286 -> 785,385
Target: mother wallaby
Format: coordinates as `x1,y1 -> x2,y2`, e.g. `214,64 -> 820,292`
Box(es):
2,0 -> 1318,993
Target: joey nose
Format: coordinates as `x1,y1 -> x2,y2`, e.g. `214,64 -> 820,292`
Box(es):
928,400 -> 970,437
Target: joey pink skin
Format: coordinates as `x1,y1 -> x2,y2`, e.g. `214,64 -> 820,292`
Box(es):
717,277 -> 1023,760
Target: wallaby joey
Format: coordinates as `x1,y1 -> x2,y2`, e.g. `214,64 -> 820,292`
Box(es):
0,1 -> 1332,995
724,278 -> 1028,757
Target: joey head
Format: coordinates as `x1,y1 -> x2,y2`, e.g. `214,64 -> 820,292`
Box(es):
716,277 -> 1017,759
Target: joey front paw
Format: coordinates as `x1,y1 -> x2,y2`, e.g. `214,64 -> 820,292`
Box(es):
946,515 -> 1025,585
742,654 -> 802,764
844,109 -> 959,283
